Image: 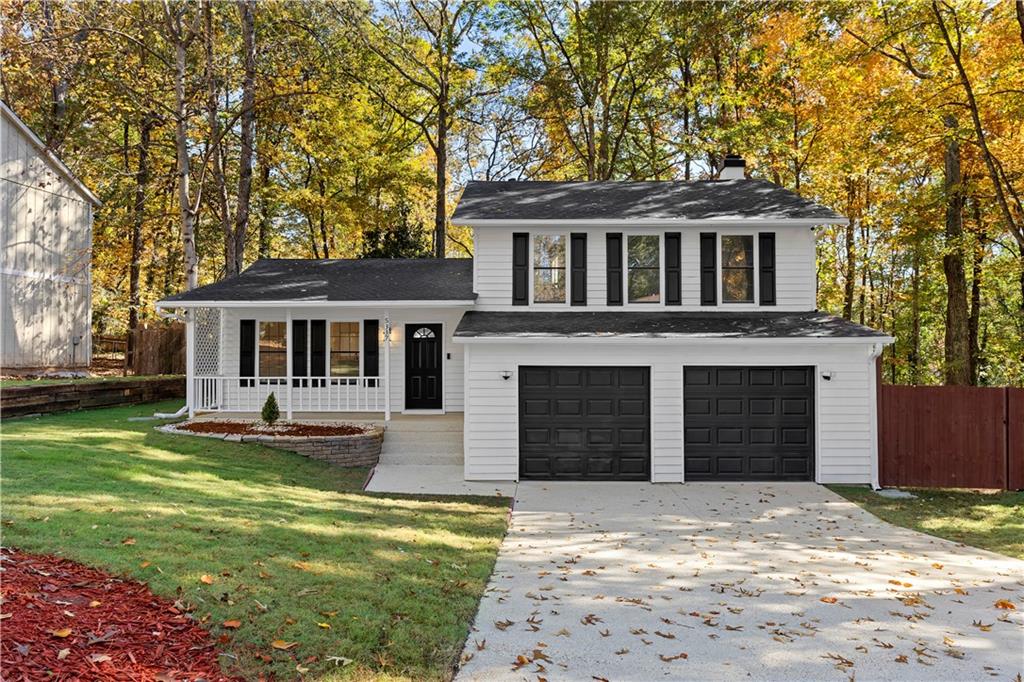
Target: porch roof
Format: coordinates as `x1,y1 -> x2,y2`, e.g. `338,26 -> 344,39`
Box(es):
157,258 -> 475,306
453,311 -> 891,341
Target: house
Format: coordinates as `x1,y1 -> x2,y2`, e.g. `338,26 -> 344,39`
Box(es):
1,101 -> 100,369
156,158 -> 893,486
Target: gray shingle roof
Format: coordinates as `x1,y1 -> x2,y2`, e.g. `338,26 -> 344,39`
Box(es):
159,258 -> 475,304
451,180 -> 844,223
454,311 -> 888,339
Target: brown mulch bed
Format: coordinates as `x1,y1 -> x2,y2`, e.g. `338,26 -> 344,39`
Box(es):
178,420 -> 369,437
0,548 -> 235,681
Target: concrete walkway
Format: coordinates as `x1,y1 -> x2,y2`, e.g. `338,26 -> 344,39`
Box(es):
364,414 -> 516,496
457,482 -> 1024,681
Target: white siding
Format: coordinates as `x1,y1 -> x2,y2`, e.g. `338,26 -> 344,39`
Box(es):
472,225 -> 817,311
462,339 -> 880,484
1,110 -> 93,367
217,306 -> 468,412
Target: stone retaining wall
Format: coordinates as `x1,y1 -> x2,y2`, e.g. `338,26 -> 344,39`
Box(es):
160,422 -> 383,468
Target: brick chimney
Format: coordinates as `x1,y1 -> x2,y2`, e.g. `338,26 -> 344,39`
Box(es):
718,154 -> 746,180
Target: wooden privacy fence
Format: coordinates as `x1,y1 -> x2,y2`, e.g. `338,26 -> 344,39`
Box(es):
878,384 -> 1024,490
129,323 -> 185,376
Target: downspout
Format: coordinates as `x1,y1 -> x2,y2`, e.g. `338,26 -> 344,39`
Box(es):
868,342 -> 885,490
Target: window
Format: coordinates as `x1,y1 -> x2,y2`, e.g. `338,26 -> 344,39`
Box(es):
533,234 -> 566,303
413,327 -> 436,339
330,322 -> 360,376
258,322 -> 286,377
627,235 -> 660,303
721,235 -> 754,303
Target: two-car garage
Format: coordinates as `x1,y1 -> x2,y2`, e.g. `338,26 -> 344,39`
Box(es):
517,365 -> 815,482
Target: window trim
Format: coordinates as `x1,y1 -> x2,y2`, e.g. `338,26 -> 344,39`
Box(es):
624,232 -> 664,306
530,232 -> 570,305
718,233 -> 759,306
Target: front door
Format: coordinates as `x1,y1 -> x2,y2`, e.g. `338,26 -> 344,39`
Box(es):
405,323 -> 443,410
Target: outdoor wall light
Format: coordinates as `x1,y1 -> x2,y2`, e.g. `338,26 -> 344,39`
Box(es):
501,370 -> 513,381
820,371 -> 834,381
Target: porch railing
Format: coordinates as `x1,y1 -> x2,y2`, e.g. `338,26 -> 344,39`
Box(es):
192,376 -> 384,413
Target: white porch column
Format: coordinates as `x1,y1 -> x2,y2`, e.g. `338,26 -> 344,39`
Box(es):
185,310 -> 195,418
384,312 -> 391,421
285,309 -> 293,419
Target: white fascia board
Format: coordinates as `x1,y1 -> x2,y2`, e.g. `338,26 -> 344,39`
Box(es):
155,299 -> 477,310
453,334 -> 895,345
452,217 -> 846,229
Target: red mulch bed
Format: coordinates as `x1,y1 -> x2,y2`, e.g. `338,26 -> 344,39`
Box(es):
0,548 -> 236,681
179,420 -> 368,437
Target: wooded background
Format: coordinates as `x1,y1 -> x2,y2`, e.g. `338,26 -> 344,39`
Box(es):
2,0 -> 1022,386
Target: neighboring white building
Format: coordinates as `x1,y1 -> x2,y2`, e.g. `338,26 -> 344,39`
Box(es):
1,101 -> 100,369
158,161 -> 894,487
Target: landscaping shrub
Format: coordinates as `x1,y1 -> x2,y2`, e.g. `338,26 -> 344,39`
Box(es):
261,392 -> 280,425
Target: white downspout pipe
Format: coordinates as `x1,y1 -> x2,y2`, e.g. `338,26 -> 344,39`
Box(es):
384,312 -> 391,422
868,342 -> 884,490
186,310 -> 195,419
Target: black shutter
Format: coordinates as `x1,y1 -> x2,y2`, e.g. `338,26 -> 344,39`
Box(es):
239,319 -> 255,387
665,232 -> 682,306
512,232 -> 529,305
606,232 -> 623,306
700,232 -> 717,306
292,320 -> 307,387
363,320 -> 379,384
759,232 -> 776,305
310,320 -> 326,386
570,233 -> 587,306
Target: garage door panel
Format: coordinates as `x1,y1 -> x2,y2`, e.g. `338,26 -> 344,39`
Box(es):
685,366 -> 814,482
520,366 -> 650,481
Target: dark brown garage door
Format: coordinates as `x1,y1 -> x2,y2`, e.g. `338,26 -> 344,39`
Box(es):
684,366 -> 814,481
519,366 -> 650,480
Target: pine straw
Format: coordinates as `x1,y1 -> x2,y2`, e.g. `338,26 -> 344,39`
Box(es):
0,548 -> 235,681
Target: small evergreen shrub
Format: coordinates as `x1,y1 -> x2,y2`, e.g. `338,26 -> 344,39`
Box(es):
261,392 -> 280,425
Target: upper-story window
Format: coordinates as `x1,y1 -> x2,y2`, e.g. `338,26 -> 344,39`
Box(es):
627,235 -> 660,303
533,234 -> 566,303
721,235 -> 754,303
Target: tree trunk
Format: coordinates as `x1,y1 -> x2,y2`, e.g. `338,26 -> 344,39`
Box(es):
204,1 -> 232,277
41,0 -> 67,146
434,92 -> 448,258
1016,0 -> 1024,47
129,115 -> 154,369
842,179 -> 856,320
166,4 -> 198,290
910,243 -> 921,384
231,0 -> 256,275
257,160 -> 271,258
941,115 -> 970,385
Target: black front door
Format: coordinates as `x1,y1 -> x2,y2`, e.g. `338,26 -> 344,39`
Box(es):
684,366 -> 815,481
519,366 -> 650,480
405,324 -> 443,409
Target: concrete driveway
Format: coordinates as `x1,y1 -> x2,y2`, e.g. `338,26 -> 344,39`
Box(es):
456,482 -> 1024,681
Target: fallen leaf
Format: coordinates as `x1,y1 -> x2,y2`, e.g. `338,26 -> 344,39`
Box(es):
57,648 -> 70,660
994,600 -> 1016,610
121,537 -> 136,545
972,620 -> 993,631
88,600 -> 101,608
931,563 -> 943,570
659,652 -> 689,662
88,654 -> 112,663
819,596 -> 838,604
271,639 -> 298,650
200,574 -> 214,585
318,622 -> 331,629
222,619 -> 241,629
895,655 -> 908,664
51,628 -> 72,638
139,561 -> 151,569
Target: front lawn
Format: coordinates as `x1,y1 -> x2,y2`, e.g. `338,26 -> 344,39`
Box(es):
829,486 -> 1024,560
1,401 -> 510,680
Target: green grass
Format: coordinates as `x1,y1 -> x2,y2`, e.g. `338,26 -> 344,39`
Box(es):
1,401 -> 510,680
0,374 -> 182,389
829,486 -> 1024,559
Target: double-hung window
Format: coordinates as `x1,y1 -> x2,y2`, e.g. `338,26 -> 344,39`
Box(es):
258,321 -> 286,381
627,235 -> 660,303
721,235 -> 755,303
330,322 -> 360,378
533,234 -> 566,303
